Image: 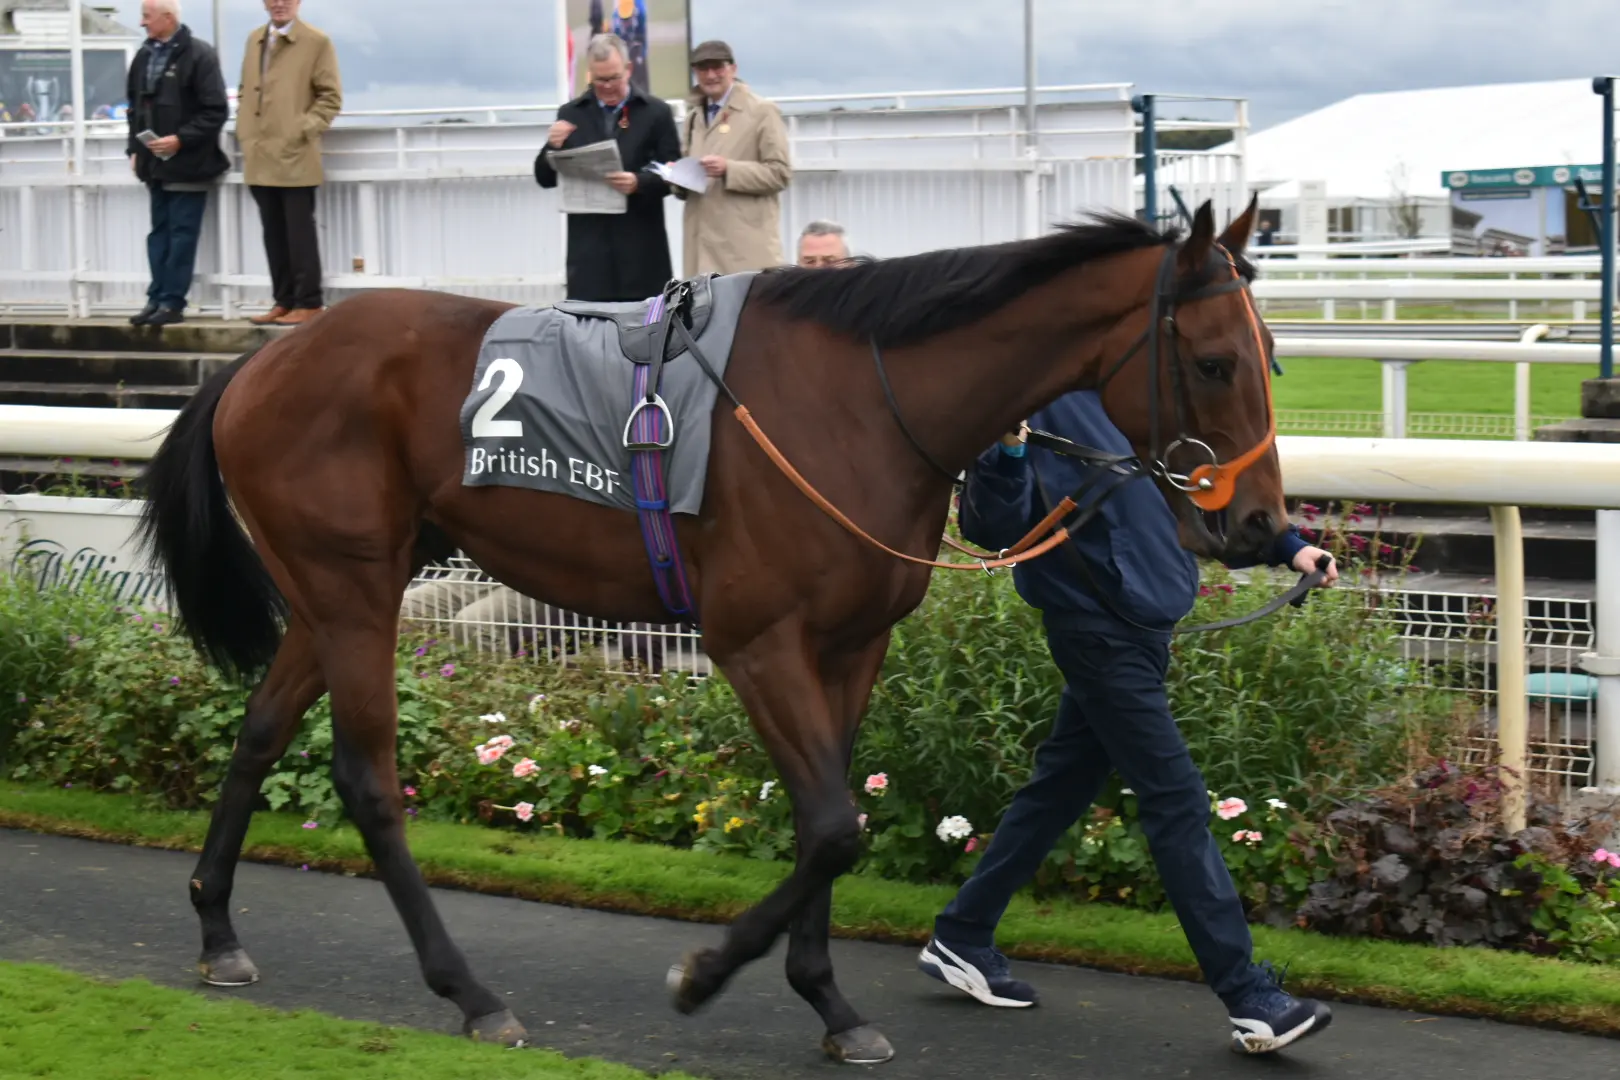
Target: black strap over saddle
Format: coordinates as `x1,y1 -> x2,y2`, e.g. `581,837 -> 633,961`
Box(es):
555,273 -> 718,366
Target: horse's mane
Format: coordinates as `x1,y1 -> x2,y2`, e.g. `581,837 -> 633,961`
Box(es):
750,212 -> 1253,348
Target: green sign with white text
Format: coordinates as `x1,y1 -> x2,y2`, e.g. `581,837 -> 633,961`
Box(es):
1441,164 -> 1611,191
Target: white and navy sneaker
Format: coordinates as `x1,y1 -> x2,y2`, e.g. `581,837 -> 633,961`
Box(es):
917,937 -> 1038,1008
1225,965 -> 1332,1054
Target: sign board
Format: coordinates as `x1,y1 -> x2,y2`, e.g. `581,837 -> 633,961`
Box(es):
1296,180 -> 1328,247
0,48 -> 130,125
565,0 -> 692,104
1441,164 -> 1611,192
0,494 -> 167,608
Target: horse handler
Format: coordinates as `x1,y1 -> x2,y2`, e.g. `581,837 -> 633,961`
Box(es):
917,390 -> 1340,1056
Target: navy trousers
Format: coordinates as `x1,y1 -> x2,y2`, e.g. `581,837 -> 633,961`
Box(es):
933,627 -> 1265,1004
146,185 -> 209,311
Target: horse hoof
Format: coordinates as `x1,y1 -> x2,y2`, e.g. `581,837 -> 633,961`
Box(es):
198,947 -> 260,987
822,1025 -> 895,1065
667,948 -> 721,1015
465,1009 -> 528,1048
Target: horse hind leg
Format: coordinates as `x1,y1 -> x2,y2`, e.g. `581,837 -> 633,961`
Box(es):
189,617 -> 324,986
297,550 -> 523,1045
190,522 -> 456,988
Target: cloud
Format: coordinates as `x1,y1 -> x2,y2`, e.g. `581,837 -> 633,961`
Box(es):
103,0 -> 1620,131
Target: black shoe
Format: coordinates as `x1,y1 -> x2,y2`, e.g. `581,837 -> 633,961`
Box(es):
129,302 -> 159,326
145,307 -> 185,327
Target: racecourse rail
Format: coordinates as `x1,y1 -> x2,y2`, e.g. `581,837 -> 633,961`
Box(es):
3,401 -> 1619,830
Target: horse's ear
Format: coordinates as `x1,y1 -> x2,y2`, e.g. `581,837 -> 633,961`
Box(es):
1176,200 -> 1217,275
1216,193 -> 1261,256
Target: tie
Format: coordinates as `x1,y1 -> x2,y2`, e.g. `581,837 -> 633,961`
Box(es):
706,102 -> 719,125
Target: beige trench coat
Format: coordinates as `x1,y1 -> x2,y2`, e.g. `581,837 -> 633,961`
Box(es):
236,19 -> 343,187
679,80 -> 792,276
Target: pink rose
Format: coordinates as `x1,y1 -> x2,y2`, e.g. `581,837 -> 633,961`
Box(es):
513,802 -> 535,823
1215,797 -> 1247,821
512,758 -> 539,779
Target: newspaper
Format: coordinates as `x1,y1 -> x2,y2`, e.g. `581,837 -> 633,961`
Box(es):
549,139 -> 627,214
650,157 -> 709,194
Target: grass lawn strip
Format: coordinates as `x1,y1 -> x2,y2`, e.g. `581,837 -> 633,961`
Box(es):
3,784 -> 1618,1040
0,960 -> 699,1080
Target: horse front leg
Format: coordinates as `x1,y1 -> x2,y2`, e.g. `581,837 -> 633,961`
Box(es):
785,632 -> 894,1064
667,622 -> 891,1063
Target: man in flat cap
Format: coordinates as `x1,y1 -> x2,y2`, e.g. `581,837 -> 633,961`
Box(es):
678,40 -> 792,275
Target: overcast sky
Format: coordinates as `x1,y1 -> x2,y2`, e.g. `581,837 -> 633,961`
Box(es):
106,0 -> 1620,130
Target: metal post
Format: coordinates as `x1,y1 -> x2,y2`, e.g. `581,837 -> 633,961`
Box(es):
1586,511 -> 1620,793
1598,76 -> 1616,379
1021,0 -> 1040,240
1516,325 -> 1549,441
68,0 -> 88,318
1133,94 -> 1157,227
212,0 -> 223,49
1380,359 -> 1409,439
1491,505 -> 1528,834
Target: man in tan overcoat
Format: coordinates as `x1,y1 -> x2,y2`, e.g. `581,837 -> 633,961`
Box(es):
678,40 -> 791,276
236,0 -> 342,325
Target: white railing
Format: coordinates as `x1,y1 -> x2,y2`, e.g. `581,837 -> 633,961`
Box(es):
1,85 -> 1223,316
1273,328 -> 1597,440
1256,255 -> 1602,276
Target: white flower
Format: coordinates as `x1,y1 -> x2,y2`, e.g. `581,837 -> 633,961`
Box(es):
479,712 -> 507,724
1120,788 -> 1135,795
527,695 -> 545,714
1266,798 -> 1289,811
652,695 -> 668,706
935,815 -> 974,843
758,780 -> 777,801
588,764 -> 609,777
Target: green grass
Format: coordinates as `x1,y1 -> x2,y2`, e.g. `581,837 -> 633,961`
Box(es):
0,960 -> 697,1080
4,784 -> 1620,1038
1273,357 -> 1598,418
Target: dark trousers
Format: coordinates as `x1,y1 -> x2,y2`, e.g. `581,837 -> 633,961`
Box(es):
934,627 -> 1265,1004
146,185 -> 209,311
249,184 -> 323,310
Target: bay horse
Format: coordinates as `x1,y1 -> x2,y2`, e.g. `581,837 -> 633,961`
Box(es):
137,198 -> 1282,1064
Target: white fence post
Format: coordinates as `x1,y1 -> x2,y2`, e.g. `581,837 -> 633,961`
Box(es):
1380,360 -> 1410,438
1585,511 -> 1620,793
1491,505 -> 1528,833
1515,325 -> 1549,441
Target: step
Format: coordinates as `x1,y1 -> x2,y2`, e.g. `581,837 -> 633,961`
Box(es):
0,381 -> 198,410
0,317 -> 285,356
0,349 -> 238,388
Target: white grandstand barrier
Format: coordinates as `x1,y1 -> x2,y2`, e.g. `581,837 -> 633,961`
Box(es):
0,87 -> 1194,316
1252,238 -> 1451,257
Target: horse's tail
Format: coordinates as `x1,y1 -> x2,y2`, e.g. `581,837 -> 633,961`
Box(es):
136,349 -> 287,684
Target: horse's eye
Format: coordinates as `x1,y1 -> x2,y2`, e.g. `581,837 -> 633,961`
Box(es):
1195,358 -> 1225,380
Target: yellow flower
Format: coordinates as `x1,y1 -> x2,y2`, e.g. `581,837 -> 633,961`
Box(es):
695,800 -> 710,813
724,816 -> 745,834
717,778 -> 737,793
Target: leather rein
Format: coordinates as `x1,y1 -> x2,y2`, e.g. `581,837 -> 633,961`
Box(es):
660,239 -> 1323,628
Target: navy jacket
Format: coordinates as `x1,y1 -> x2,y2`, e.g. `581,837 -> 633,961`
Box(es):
958,391 -> 1309,642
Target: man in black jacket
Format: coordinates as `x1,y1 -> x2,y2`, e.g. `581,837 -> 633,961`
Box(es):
535,33 -> 681,302
125,0 -> 230,327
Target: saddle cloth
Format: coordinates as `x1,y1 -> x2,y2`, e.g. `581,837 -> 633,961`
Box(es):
458,272 -> 756,516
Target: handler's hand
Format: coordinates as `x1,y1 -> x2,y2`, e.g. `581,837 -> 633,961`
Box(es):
604,171 -> 638,194
547,120 -> 577,148
1293,545 -> 1339,587
999,423 -> 1027,448
700,154 -> 727,177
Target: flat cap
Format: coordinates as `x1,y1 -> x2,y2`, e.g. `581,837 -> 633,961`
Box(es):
689,39 -> 735,65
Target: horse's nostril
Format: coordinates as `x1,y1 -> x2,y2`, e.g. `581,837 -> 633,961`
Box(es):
1247,510 -> 1274,535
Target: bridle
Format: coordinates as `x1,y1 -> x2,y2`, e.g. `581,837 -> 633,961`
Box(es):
664,234 -> 1323,619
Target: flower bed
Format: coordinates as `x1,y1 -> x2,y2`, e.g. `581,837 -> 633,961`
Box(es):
4,512 -> 1617,965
